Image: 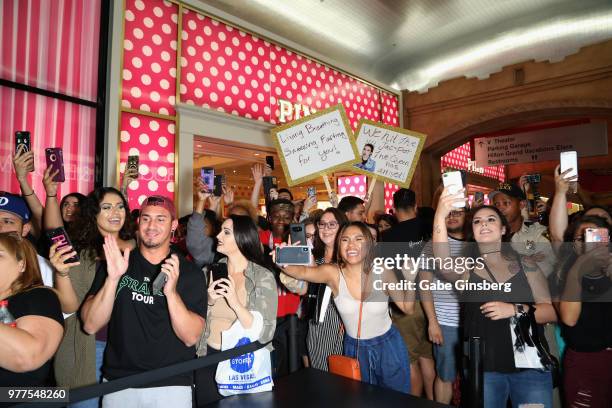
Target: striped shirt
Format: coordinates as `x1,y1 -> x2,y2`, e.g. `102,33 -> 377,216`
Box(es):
420,237 -> 465,327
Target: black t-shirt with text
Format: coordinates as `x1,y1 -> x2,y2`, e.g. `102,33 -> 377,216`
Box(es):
0,287 -> 64,387
88,249 -> 206,387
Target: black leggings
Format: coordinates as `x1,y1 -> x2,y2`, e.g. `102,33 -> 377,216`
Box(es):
194,346 -> 222,407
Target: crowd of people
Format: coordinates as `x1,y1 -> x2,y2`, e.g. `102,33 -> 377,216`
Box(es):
0,145 -> 610,408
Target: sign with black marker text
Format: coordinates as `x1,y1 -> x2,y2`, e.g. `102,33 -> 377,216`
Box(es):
270,104 -> 359,186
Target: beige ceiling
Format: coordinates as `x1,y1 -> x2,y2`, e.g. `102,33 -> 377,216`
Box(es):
196,0 -> 612,92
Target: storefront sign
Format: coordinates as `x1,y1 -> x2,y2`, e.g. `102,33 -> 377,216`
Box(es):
474,122 -> 608,166
352,119 -> 427,187
271,104 -> 359,186
278,99 -> 316,123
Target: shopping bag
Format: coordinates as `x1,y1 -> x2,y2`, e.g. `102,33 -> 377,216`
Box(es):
215,311 -> 274,396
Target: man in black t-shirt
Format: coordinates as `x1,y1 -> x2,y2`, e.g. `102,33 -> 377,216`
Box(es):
81,196 -> 206,408
380,188 -> 435,399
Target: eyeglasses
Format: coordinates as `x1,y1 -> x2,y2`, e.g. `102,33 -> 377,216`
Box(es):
305,233 -> 314,240
572,236 -> 584,242
318,221 -> 339,230
447,210 -> 465,218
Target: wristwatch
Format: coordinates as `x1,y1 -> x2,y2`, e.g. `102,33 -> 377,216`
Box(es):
514,303 -> 526,317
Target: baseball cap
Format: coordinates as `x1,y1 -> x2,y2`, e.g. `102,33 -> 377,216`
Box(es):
488,183 -> 526,202
140,195 -> 176,219
0,192 -> 31,222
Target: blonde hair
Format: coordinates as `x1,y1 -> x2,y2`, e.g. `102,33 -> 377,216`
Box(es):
0,232 -> 43,295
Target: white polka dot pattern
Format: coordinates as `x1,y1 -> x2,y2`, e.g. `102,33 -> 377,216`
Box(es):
380,91 -> 399,127
440,142 -> 505,182
120,112 -> 176,209
384,183 -> 400,213
122,0 -> 177,115
337,175 -> 367,199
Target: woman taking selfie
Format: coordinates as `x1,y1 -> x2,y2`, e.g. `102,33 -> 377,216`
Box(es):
195,215 -> 278,406
434,187 -> 557,408
0,233 -> 63,386
277,221 -> 415,393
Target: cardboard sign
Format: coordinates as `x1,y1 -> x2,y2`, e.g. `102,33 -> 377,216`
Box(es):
270,104 -> 359,186
352,119 -> 427,187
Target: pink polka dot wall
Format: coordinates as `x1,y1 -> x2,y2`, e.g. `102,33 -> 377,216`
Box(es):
119,0 -> 399,208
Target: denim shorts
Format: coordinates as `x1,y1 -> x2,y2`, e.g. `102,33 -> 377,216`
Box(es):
433,325 -> 461,382
343,324 -> 411,394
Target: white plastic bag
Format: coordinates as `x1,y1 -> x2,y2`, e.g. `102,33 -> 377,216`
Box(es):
215,311 -> 274,396
510,317 -> 544,369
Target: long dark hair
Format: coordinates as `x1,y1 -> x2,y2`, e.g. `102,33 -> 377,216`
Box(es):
70,187 -> 133,257
60,192 -> 86,222
465,205 -> 516,261
228,215 -> 266,268
334,221 -> 376,275
553,215 -> 611,298
313,207 -> 348,261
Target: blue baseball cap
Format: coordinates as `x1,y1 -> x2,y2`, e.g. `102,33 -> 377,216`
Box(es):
0,192 -> 31,222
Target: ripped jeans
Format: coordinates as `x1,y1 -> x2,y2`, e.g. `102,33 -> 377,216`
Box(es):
343,325 -> 411,394
484,369 -> 552,408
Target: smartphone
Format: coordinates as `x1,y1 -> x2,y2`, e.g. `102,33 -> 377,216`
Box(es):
263,176 -> 278,200
15,131 -> 31,154
201,167 -> 215,191
15,131 -> 34,172
289,223 -> 307,245
266,155 -> 275,171
213,175 -> 224,197
210,263 -> 228,290
307,186 -> 317,198
560,151 -> 578,179
585,228 -> 610,243
275,246 -> 311,265
46,227 -> 79,263
127,155 -> 139,178
442,171 -> 465,208
45,148 -> 65,182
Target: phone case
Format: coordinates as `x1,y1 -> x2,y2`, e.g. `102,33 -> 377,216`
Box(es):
15,131 -> 31,154
46,228 -> 79,263
585,228 -> 609,243
307,187 -> 317,198
266,155 -> 275,170
213,175 -> 224,196
560,151 -> 578,179
290,224 -> 307,245
276,246 -> 311,265
45,148 -> 65,182
127,156 -> 139,178
201,168 -> 215,191
442,171 -> 465,207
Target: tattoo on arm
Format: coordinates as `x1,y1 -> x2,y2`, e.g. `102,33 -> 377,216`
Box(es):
434,224 -> 442,234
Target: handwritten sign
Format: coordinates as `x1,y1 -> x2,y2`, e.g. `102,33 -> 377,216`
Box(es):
270,104 -> 359,186
352,119 -> 427,187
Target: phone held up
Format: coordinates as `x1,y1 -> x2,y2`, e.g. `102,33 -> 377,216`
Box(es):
46,227 -> 79,263
265,155 -> 275,171
275,246 -> 311,266
213,175 -> 225,197
45,147 -> 66,183
15,131 -> 34,172
442,171 -> 465,208
209,263 -> 229,290
289,223 -> 307,246
201,167 -> 215,191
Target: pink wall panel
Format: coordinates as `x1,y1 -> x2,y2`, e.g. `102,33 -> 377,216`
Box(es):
181,9 -> 272,120
0,86 -> 96,198
384,183 -> 400,214
122,0 -> 178,115
441,141 -> 505,182
0,0 -> 101,102
119,112 -> 176,209
381,91 -> 399,127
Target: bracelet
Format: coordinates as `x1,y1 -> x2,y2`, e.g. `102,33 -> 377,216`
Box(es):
55,270 -> 70,277
47,194 -> 57,198
22,192 -> 34,197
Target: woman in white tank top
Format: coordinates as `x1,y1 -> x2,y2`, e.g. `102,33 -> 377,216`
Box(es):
277,222 -> 417,393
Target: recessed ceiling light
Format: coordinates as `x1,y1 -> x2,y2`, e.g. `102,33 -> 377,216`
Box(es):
196,144 -> 202,148
254,153 -> 260,156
